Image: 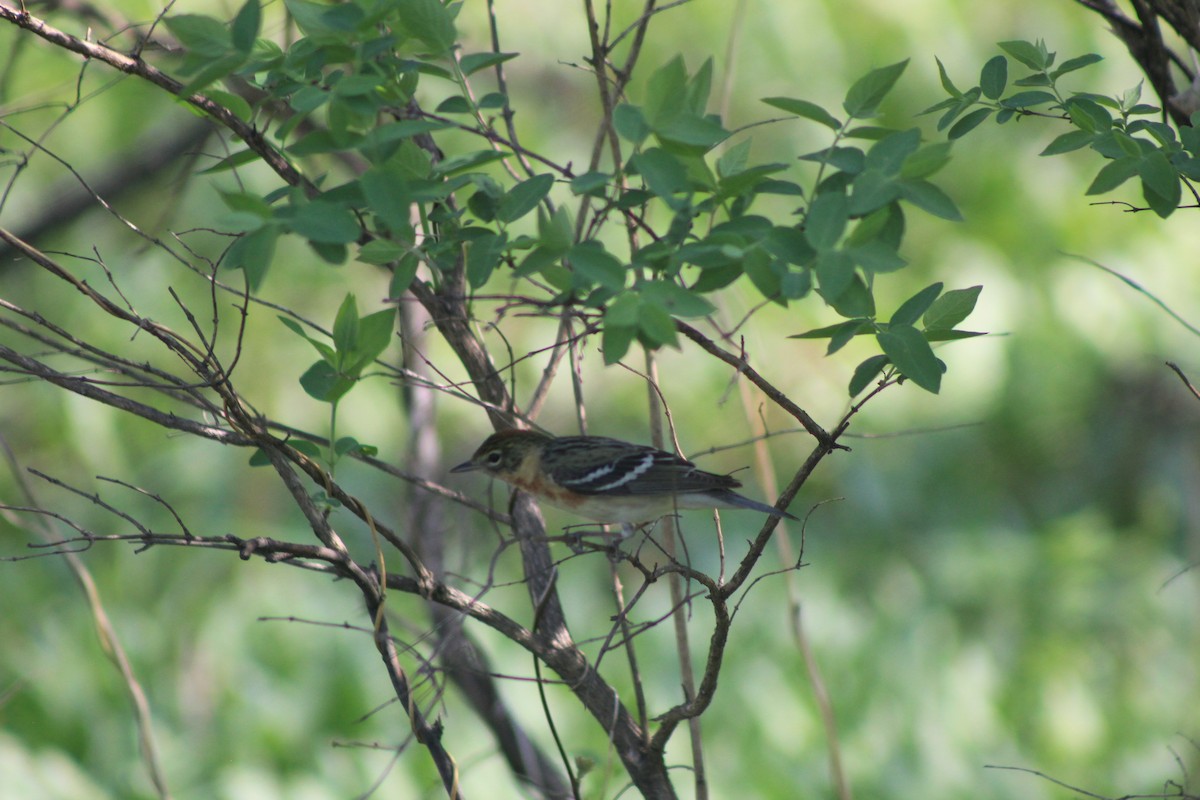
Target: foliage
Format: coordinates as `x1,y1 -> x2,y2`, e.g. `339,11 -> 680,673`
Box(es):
928,38 -> 1200,218
0,0 -> 991,794
1,2 -> 1198,800
164,0 -> 984,395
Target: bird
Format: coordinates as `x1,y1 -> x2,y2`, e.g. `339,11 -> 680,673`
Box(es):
451,429 -> 796,524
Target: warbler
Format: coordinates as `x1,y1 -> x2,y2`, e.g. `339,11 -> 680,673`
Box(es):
451,429 -> 796,524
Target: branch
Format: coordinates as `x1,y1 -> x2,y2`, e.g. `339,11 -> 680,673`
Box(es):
0,2 -> 312,193
676,320 -> 836,447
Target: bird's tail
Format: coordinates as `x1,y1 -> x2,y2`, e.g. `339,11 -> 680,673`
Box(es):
711,490 -> 798,520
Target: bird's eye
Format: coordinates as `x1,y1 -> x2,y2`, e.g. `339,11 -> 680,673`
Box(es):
484,451 -> 503,466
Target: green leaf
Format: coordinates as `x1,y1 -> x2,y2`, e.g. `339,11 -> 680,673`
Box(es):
948,107 -> 992,139
570,171 -> 610,196
288,86 -> 328,115
1040,129 -> 1095,156
639,280 -> 716,317
435,96 -> 472,114
1013,73 -> 1053,88
1000,90 -> 1056,109
935,57 -> 962,98
358,238 -> 408,265
605,292 -> 640,326
899,179 -> 962,221
845,203 -> 903,251
804,191 -> 849,249
333,436 -> 363,458
231,0 -> 261,53
205,89 -> 253,121
877,324 -> 943,393
848,170 -> 899,216
288,200 -> 361,244
496,173 -> 554,224
800,146 -> 865,174
791,321 -> 858,339
1138,151 -> 1181,217
1066,97 -> 1113,133
742,247 -> 782,300
347,309 -> 395,371
789,319 -> 872,355
1085,156 -> 1138,194
755,178 -> 806,196
631,148 -> 688,201
199,148 -> 260,175
537,206 -> 574,253
980,55 -> 1008,99
998,40 -> 1051,71
288,130 -> 347,157
890,282 -> 943,326
459,51 -> 518,76
177,53 -> 245,96
224,225 -> 279,289
849,354 -> 890,397
815,249 -> 855,301
1111,130 -> 1143,158
655,113 -> 728,148
844,125 -> 896,141
568,241 -> 626,290
434,150 -> 508,176
389,253 -> 420,294
716,139 -> 752,180
284,0 -> 361,34
477,92 -> 507,110
637,303 -> 679,348
1051,52 -> 1102,79
924,329 -> 986,342
923,285 -> 982,331
332,294 -> 360,356
934,89 -> 981,131
644,55 -> 688,128
763,225 -> 815,266
220,189 -> 272,217
825,319 -> 872,354
685,57 -> 714,115
300,360 -> 353,403
163,14 -> 231,57
395,0 -> 457,53
361,166 -> 414,232
307,241 -> 347,266
848,241 -> 906,273
828,274 -> 875,317
781,269 -> 813,300
1134,120 -> 1176,149
762,97 -> 842,130
866,128 -> 921,175
218,211 -> 268,235
466,231 -> 507,287
601,323 -> 636,364
514,246 -> 560,279
250,439 -> 321,466
613,104 -> 651,144
359,119 -> 452,154
843,60 -> 908,118
279,317 -> 334,362
602,297 -> 639,364
900,142 -> 953,179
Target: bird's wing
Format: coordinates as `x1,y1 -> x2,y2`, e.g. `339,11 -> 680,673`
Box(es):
547,437 -> 740,496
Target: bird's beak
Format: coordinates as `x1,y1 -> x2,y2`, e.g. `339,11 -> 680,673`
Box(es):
450,460 -> 478,473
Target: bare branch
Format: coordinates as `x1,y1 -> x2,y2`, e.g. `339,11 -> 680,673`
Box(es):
0,2 -> 311,192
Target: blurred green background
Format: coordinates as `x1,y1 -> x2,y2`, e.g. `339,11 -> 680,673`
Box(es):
1,0 -> 1198,798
